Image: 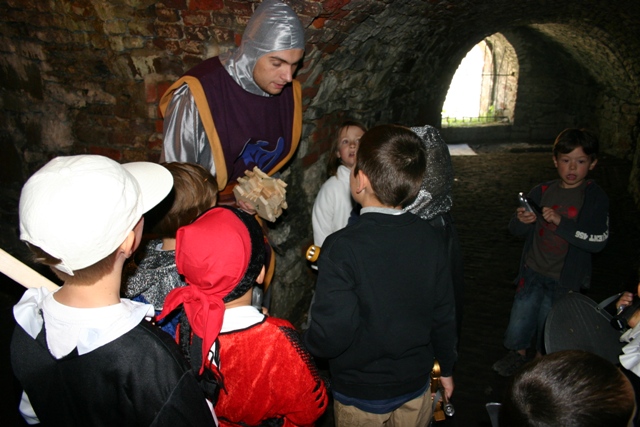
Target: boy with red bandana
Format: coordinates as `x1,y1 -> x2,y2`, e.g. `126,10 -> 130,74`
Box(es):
157,206 -> 327,426
493,128 -> 610,376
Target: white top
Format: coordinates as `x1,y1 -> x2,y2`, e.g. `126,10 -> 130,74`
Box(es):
620,323 -> 640,377
14,287 -> 154,359
220,305 -> 266,333
311,165 -> 354,247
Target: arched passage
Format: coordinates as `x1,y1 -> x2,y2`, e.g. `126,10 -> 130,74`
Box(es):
442,42 -> 485,122
305,3 -> 639,153
441,34 -> 519,127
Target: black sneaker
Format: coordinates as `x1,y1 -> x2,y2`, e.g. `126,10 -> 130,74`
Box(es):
492,351 -> 528,377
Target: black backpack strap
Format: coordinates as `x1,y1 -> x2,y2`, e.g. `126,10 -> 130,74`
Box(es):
189,333 -> 222,405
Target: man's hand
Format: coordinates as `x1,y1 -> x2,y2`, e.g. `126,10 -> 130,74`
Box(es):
236,198 -> 257,215
440,376 -> 454,400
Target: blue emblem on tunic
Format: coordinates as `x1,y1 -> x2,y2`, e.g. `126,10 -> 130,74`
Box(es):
238,137 -> 285,172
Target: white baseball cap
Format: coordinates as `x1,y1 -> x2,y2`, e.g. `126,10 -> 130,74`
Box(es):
19,155 -> 173,275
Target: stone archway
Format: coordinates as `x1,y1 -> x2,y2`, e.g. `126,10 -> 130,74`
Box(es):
481,33 -> 519,125
440,34 -> 519,127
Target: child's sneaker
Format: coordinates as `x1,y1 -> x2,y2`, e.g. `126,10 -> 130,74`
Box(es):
492,351 -> 528,377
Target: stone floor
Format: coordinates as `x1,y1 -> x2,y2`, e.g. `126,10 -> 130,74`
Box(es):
1,142 -> 639,426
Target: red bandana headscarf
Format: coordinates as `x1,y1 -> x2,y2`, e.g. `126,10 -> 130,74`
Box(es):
157,207 -> 252,373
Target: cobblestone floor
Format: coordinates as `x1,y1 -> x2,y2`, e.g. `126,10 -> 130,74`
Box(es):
1,143 -> 639,426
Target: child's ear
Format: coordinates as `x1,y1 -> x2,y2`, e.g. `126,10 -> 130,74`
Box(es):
119,231 -> 136,259
355,170 -> 369,194
119,218 -> 144,259
589,158 -> 598,170
256,266 -> 266,284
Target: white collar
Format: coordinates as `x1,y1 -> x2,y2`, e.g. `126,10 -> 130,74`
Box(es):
360,206 -> 404,215
220,305 -> 265,333
337,165 -> 352,180
14,287 -> 154,359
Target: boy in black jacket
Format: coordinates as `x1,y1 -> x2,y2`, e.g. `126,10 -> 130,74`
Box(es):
304,125 -> 457,426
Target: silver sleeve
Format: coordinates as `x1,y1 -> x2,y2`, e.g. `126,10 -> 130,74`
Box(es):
161,83 -> 215,176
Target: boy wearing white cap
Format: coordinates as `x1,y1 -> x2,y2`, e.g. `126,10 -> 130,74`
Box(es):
11,155 -> 217,426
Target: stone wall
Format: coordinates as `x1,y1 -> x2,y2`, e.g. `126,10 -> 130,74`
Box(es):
482,33 -> 518,123
1,0 -> 640,323
501,27 -> 598,142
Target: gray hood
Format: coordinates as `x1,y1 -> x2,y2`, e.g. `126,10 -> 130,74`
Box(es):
220,0 -> 305,97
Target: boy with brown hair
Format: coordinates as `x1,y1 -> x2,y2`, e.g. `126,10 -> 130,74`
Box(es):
304,124 -> 457,426
493,128 -> 610,376
11,155 -> 216,426
500,350 -> 635,426
124,161 -> 218,336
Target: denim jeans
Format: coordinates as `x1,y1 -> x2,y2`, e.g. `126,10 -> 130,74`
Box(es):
503,266 -> 569,352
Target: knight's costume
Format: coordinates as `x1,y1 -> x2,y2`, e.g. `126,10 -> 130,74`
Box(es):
159,0 -> 304,193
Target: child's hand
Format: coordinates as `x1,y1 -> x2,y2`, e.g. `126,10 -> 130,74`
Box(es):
541,207 -> 561,225
440,376 -> 454,400
516,207 -> 537,224
624,283 -> 640,328
617,291 -> 635,311
629,307 -> 640,329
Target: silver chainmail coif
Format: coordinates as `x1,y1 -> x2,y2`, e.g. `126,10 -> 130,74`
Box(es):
404,125 -> 454,220
220,0 -> 305,97
123,239 -> 183,309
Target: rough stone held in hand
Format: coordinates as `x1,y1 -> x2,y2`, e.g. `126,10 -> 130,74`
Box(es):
233,167 -> 288,222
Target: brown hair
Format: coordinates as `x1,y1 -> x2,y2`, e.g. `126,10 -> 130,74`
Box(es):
26,242 -> 119,285
553,128 -> 599,161
354,125 -> 426,208
500,350 -> 635,427
326,120 -> 367,177
148,162 -> 218,238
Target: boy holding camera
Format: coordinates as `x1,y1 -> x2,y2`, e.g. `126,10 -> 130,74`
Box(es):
493,128 -> 609,376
